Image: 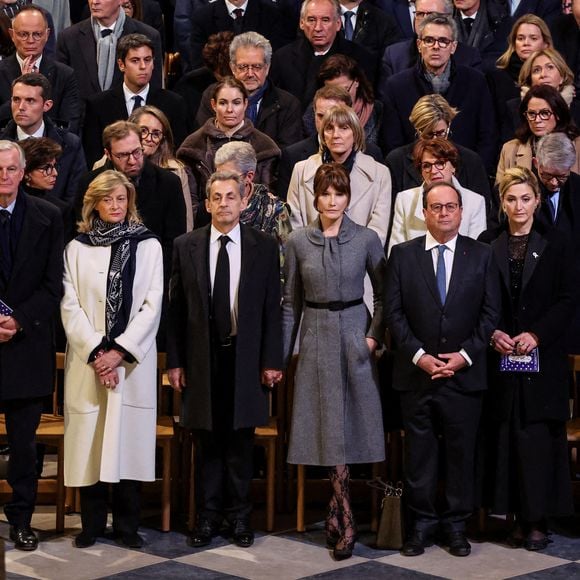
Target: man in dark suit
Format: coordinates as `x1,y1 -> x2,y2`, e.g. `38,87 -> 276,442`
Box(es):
276,84 -> 384,199
381,13 -> 497,172
270,0 -> 376,110
82,33 -> 188,167
338,0 -> 401,58
372,0 -> 415,38
385,180 -> 500,557
378,0 -> 482,96
195,32 -> 303,149
0,140 -> 63,551
189,0 -> 296,70
0,73 -> 87,206
511,0 -> 560,24
550,4 -> 580,95
167,170 -> 282,548
0,6 -> 80,132
452,0 -> 512,73
55,0 -> 163,108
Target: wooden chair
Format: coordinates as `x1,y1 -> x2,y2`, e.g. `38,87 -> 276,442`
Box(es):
566,354 -> 580,477
0,352 -> 66,532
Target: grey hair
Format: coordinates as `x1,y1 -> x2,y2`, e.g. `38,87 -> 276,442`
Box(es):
0,140 -> 25,169
206,170 -> 245,198
536,133 -> 577,171
415,0 -> 454,14
417,13 -> 458,42
215,142 -> 257,175
229,32 -> 272,66
300,0 -> 341,21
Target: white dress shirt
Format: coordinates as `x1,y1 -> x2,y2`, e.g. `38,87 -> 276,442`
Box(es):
123,82 -> 149,116
16,52 -> 43,71
17,121 -> 45,140
209,223 -> 242,336
340,5 -> 359,33
225,0 -> 248,18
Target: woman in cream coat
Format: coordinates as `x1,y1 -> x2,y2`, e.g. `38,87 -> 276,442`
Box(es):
61,171 -> 163,550
287,104 -> 392,246
388,139 -> 487,254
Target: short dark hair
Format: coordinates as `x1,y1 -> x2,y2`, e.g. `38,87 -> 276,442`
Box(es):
313,84 -> 352,108
19,137 -> 62,174
317,54 -> 374,104
422,180 -> 463,209
313,162 -> 351,211
117,33 -> 154,62
102,120 -> 141,151
12,72 -> 51,101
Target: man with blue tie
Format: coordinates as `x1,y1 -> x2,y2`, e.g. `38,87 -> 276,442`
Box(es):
385,180 -> 500,557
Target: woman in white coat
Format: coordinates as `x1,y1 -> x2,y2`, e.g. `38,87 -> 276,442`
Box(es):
287,104 -> 392,246
61,170 -> 163,550
388,138 -> 487,255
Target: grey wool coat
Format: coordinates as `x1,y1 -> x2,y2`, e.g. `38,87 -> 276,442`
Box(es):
282,215 -> 386,466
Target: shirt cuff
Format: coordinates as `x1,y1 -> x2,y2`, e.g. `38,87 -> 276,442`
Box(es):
459,348 -> 472,366
412,348 -> 426,366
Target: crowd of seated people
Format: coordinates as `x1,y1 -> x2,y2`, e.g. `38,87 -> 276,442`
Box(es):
0,0 -> 578,564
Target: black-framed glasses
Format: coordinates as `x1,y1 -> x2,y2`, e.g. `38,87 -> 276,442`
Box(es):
232,63 -> 266,73
428,202 -> 460,214
420,36 -> 453,48
421,160 -> 447,172
111,148 -> 144,162
37,162 -> 58,175
524,109 -> 553,121
140,127 -> 164,142
538,168 -> 569,184
421,127 -> 450,139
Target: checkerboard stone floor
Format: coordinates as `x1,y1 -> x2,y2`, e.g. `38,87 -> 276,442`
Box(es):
3,510 -> 580,579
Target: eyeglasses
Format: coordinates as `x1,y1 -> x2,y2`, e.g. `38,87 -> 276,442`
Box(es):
415,10 -> 437,18
37,162 -> 58,175
421,160 -> 447,172
232,63 -> 266,73
420,36 -> 453,48
428,202 -> 460,214
538,168 -> 569,184
12,31 -> 45,41
140,127 -> 164,142
110,147 -> 144,162
421,127 -> 450,139
524,109 -> 553,121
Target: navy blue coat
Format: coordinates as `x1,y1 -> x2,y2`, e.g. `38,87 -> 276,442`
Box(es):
381,60 -> 498,172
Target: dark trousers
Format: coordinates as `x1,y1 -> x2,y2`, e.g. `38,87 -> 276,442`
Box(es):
400,386 -> 483,534
79,480 -> 142,536
2,397 -> 44,527
196,339 -> 255,524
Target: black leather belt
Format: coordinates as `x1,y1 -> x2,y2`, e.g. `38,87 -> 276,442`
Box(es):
304,298 -> 364,311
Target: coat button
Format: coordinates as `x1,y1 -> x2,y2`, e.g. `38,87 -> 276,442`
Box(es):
441,337 -> 447,344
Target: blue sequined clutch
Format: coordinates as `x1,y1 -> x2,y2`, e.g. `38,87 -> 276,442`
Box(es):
500,348 -> 539,373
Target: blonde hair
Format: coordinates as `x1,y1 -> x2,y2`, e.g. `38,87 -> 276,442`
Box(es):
319,105 -> 365,152
496,14 -> 552,69
409,94 -> 458,136
498,166 -> 540,202
78,170 -> 141,232
518,47 -> 574,89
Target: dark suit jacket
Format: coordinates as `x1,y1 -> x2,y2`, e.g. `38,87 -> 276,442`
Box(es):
0,54 -> 81,134
189,0 -> 296,70
167,223 -> 283,431
196,81 -> 303,149
77,160 -> 186,283
385,141 -> 491,208
0,116 -> 87,206
479,226 -> 578,422
0,192 -> 63,400
381,61 -> 498,172
370,0 -> 414,39
82,84 -> 190,166
270,36 -> 377,111
378,38 -> 483,100
513,0 -> 560,24
340,0 -> 401,57
385,234 -> 500,393
55,17 -> 163,104
276,133 -> 384,200
550,14 -> 580,89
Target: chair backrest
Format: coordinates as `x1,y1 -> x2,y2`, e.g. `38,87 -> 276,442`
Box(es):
53,352 -> 66,416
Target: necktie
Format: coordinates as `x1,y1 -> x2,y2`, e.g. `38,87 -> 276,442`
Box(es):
233,8 -> 244,33
0,209 -> 12,282
436,244 -> 447,304
549,193 -> 558,222
100,29 -> 113,38
131,95 -> 143,113
213,235 -> 231,343
343,11 -> 355,41
464,17 -> 474,36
